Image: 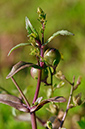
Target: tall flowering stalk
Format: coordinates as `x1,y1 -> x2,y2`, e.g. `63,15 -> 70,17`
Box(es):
0,8 -> 82,129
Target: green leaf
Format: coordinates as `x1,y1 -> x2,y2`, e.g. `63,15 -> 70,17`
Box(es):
8,43 -> 31,56
25,17 -> 38,37
6,61 -> 42,79
0,94 -> 29,112
43,30 -> 74,46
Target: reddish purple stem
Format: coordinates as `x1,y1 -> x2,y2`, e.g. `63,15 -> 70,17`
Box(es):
30,113 -> 37,129
31,22 -> 45,129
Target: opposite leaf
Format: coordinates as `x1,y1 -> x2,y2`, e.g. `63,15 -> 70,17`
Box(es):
8,43 -> 31,56
43,30 -> 74,46
0,94 -> 29,112
6,61 -> 42,79
30,96 -> 66,112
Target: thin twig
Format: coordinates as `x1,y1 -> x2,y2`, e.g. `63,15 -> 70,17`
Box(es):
11,77 -> 30,110
49,67 -> 54,97
58,84 -> 74,129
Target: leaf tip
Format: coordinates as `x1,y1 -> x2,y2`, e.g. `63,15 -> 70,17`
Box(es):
7,52 -> 10,57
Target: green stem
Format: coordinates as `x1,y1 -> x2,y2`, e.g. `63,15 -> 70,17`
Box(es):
49,67 -> 53,97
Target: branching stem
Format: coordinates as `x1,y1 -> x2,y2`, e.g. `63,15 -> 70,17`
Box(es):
59,84 -> 74,129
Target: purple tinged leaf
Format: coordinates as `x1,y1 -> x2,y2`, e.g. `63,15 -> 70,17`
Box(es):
6,61 -> 42,79
0,94 -> 29,112
6,61 -> 32,79
30,96 -> 66,112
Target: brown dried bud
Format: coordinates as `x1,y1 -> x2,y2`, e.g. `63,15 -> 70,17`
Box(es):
73,93 -> 82,106
57,110 -> 64,120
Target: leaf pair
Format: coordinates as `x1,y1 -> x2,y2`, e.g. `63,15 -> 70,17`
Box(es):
8,24 -> 74,56
0,93 -> 66,113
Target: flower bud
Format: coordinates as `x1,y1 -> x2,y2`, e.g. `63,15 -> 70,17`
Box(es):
37,7 -> 43,15
44,48 -> 61,67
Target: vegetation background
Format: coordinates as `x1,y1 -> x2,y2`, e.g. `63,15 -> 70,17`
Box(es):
0,0 -> 85,129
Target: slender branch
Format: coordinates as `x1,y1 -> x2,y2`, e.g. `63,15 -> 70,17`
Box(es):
65,77 -> 74,86
59,84 -> 74,129
30,112 -> 37,129
49,67 -> 53,86
11,77 -> 30,110
48,67 -> 54,97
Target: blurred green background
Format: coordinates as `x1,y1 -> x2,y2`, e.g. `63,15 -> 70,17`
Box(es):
0,0 -> 85,129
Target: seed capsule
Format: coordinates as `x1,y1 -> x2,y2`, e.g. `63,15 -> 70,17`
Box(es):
30,67 -> 48,81
44,48 -> 61,67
